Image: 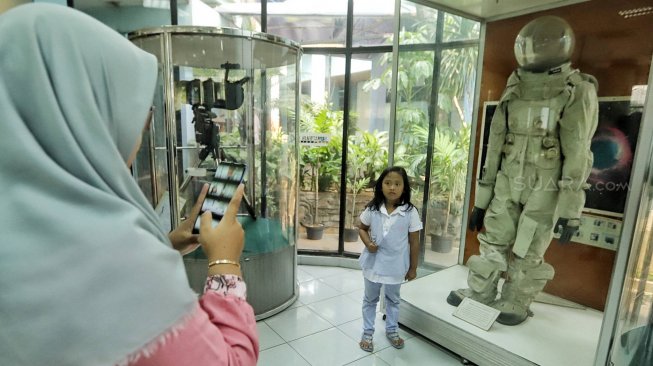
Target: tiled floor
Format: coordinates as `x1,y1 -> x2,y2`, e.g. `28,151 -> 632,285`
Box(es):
257,265 -> 464,366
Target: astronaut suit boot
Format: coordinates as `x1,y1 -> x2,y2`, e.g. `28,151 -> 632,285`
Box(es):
447,16 -> 598,326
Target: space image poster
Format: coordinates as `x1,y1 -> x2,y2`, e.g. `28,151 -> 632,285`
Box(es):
585,97 -> 641,217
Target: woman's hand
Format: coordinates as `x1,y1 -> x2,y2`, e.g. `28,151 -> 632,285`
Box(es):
200,184 -> 245,277
169,184 -> 208,255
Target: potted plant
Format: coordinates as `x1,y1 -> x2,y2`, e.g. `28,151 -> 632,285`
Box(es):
428,125 -> 469,252
344,162 -> 370,242
343,131 -> 386,241
301,146 -> 327,239
299,99 -> 343,240
344,176 -> 369,242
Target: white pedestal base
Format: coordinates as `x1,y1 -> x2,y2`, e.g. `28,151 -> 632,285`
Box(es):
399,265 -> 603,366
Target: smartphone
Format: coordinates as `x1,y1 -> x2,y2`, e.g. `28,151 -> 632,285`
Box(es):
193,162 -> 247,233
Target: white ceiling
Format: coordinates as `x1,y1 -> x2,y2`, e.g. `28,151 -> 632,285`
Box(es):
73,0 -> 590,21
418,0 -> 590,21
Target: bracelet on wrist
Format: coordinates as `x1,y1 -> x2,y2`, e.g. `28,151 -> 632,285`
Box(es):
208,259 -> 240,269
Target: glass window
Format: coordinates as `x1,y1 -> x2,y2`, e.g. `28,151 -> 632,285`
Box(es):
443,13 -> 480,42
298,54 -> 345,252
352,0 -> 395,47
200,0 -> 262,31
400,0 -> 438,44
344,52 -> 392,255
424,47 -> 477,268
267,1 -> 347,47
392,50 -> 435,220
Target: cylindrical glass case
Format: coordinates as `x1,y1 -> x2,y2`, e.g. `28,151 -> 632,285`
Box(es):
129,26 -> 301,319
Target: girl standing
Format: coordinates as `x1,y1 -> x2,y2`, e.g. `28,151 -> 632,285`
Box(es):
358,166 -> 422,352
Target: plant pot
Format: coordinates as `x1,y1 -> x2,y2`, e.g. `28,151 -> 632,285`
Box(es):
305,224 -> 325,240
430,234 -> 453,253
343,228 -> 359,242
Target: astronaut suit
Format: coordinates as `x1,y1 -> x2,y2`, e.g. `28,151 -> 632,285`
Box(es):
447,16 -> 598,325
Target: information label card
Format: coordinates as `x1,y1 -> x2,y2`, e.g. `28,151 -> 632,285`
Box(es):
452,297 -> 501,331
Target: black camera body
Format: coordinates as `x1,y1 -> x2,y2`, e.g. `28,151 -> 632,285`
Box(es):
191,105 -> 219,161
186,63 -> 250,162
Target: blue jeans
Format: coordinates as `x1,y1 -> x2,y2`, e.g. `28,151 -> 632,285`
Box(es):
362,277 -> 401,336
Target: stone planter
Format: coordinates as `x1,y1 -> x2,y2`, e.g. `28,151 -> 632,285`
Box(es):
304,224 -> 325,240
343,228 -> 359,242
430,234 -> 453,253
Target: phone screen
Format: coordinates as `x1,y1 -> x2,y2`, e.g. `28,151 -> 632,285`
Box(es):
193,162 -> 246,233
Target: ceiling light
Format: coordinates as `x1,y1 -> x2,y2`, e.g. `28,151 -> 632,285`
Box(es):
618,6 -> 653,18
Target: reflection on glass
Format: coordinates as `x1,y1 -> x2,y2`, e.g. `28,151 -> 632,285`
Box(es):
344,53 -> 392,255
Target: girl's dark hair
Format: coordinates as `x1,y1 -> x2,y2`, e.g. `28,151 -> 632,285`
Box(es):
366,166 -> 415,212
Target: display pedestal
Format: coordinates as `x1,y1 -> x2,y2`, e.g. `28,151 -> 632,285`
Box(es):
399,265 -> 603,366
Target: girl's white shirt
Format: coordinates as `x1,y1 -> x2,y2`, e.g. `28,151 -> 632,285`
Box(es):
359,203 -> 422,284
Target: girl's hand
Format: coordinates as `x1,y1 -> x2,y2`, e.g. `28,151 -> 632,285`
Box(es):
405,268 -> 417,281
367,242 -> 378,253
169,184 -> 209,255
200,184 -> 245,275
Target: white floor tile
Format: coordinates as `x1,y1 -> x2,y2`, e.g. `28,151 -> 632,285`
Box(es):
287,298 -> 304,310
257,322 -> 286,351
297,268 -> 316,283
344,354 -> 391,366
345,288 -> 365,303
258,344 -> 310,366
299,279 -> 342,304
299,265 -> 355,279
375,337 -> 462,366
265,306 -> 333,342
307,294 -> 362,326
289,327 -> 370,366
318,270 -> 365,293
259,265 -> 463,366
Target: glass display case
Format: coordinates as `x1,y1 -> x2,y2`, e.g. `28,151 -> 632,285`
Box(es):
606,63 -> 653,366
129,26 -> 301,319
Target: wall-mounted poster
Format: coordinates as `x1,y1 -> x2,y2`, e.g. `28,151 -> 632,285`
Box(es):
478,97 -> 641,218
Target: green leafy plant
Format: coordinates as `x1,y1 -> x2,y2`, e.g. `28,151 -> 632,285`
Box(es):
299,99 -> 343,226
346,136 -> 373,229
429,123 -> 470,236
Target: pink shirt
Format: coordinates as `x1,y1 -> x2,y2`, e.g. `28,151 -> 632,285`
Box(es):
124,275 -> 258,366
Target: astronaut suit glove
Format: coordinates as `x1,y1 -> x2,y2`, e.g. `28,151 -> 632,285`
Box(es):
468,207 -> 486,232
554,218 -> 579,244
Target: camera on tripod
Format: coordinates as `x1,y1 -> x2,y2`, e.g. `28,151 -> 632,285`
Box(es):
186,62 -> 250,162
